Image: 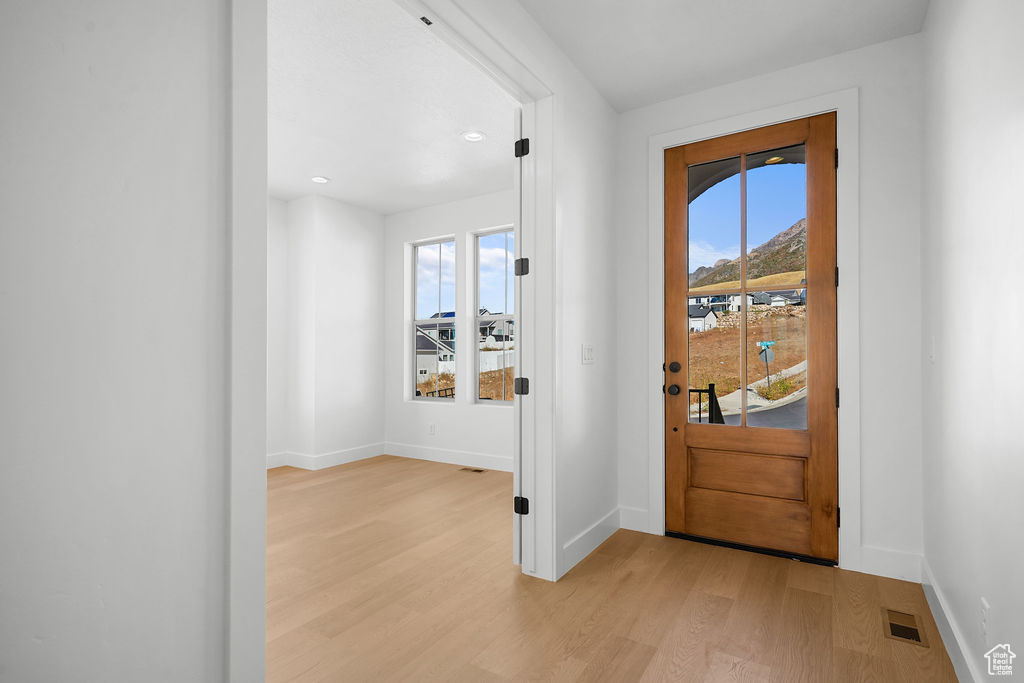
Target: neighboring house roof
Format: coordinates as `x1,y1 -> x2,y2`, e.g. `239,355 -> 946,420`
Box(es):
750,292 -> 772,305
415,329 -> 455,354
430,311 -> 456,319
687,304 -> 716,319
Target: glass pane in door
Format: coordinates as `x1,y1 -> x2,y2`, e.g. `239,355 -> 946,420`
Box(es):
746,144 -> 807,289
744,143 -> 808,429
687,156 -> 741,424
744,290 -> 808,430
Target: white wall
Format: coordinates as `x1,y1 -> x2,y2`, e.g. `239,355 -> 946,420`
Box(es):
383,190 -> 515,472
0,1 -> 231,679
268,197 -> 290,456
921,0 -> 1024,678
268,195 -> 386,468
614,35 -> 927,577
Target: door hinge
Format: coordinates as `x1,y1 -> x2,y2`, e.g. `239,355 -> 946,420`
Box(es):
514,496 -> 530,515
514,257 -> 530,276
515,138 -> 530,158
835,266 -> 839,288
837,506 -> 841,528
834,148 -> 839,169
836,387 -> 840,408
514,377 -> 530,395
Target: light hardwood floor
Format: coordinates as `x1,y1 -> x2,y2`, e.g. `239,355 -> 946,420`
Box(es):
267,455 -> 957,682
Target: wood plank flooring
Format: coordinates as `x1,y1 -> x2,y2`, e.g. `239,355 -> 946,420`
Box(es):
267,455 -> 956,682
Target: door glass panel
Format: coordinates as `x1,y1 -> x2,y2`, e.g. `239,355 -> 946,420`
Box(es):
687,156 -> 741,291
687,296 -> 741,424
745,143 -> 807,429
686,156 -> 741,424
745,290 -> 807,429
746,144 -> 807,289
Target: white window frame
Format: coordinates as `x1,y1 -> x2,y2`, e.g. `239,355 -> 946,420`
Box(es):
474,226 -> 515,403
412,237 -> 457,402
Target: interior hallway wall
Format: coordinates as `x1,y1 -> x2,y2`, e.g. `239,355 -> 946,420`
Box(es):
921,0 -> 1024,678
0,1 -> 232,679
267,195 -> 386,468
268,197 -> 290,457
613,34 -> 927,579
383,190 -> 515,472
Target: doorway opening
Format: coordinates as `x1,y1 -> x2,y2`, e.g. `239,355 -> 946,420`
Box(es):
663,114 -> 839,563
263,2 -> 531,674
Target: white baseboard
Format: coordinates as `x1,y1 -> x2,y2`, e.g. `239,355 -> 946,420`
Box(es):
383,441 -> 513,472
265,442 -> 385,470
266,451 -> 291,469
922,558 -> 981,683
558,507 -> 620,579
618,505 -> 649,532
857,545 -> 923,582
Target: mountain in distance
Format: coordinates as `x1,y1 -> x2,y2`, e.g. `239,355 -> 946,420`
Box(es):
688,218 -> 806,288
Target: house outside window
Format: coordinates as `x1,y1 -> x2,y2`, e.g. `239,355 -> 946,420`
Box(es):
414,240 -> 456,399
476,229 -> 515,401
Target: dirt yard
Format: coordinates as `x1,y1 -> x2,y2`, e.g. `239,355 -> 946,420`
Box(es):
478,366 -> 514,401
417,367 -> 514,400
687,305 -> 807,404
417,372 -> 455,398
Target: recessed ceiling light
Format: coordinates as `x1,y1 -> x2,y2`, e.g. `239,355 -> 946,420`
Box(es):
311,176 -> 330,184
461,130 -> 486,142
765,156 -> 784,165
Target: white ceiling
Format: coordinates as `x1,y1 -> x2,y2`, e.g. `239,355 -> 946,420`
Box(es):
268,0 -> 517,214
518,0 -> 930,112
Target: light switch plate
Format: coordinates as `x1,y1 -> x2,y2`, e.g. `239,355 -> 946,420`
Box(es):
581,344 -> 595,365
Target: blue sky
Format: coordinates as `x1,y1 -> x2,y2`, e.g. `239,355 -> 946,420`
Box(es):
415,241 -> 455,319
416,231 -> 513,319
477,230 -> 514,315
688,163 -> 806,272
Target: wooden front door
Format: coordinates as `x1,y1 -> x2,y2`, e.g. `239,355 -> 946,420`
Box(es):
664,114 -> 838,563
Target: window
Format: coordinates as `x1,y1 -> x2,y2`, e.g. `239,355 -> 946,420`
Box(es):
476,229 -> 515,401
414,240 -> 456,399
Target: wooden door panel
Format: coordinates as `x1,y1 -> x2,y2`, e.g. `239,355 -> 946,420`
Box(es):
689,448 -> 805,501
684,488 -> 812,556
685,423 -> 810,457
665,113 -> 838,563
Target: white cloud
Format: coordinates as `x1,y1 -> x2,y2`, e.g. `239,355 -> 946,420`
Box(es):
688,240 -> 738,270
478,246 -> 509,272
417,242 -> 457,284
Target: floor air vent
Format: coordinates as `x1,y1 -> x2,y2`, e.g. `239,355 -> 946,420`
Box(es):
883,609 -> 928,647
460,467 -> 486,473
